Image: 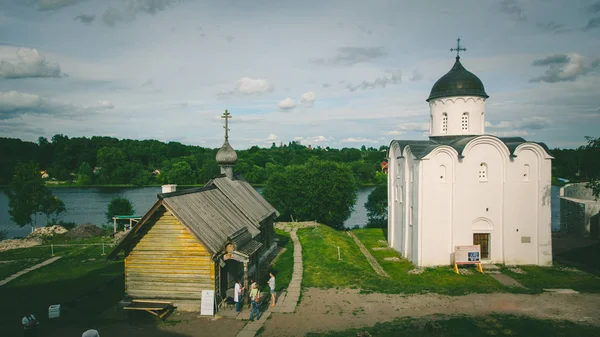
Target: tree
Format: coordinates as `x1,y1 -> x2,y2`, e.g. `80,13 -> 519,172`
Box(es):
40,196 -> 66,225
163,160 -> 195,185
365,185 -> 387,227
106,197 -> 135,227
263,159 -> 358,229
7,162 -> 65,228
583,136 -> 600,199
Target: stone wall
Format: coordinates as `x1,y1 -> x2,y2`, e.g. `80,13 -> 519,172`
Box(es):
560,183 -> 600,237
561,183 -> 597,200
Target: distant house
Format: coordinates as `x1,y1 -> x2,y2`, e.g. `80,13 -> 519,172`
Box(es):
40,170 -> 49,179
108,111 -> 279,312
380,161 -> 388,174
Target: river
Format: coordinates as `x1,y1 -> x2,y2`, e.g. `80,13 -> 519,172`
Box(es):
0,186 -> 561,239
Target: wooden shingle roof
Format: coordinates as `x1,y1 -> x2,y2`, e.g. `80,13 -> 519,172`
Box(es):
108,176 -> 279,258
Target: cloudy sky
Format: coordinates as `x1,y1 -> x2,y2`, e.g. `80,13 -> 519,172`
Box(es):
0,0 -> 599,150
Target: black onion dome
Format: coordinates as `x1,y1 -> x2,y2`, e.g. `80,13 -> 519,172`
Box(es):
216,139 -> 237,165
427,57 -> 489,102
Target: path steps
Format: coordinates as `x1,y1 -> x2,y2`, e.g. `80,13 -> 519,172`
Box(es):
347,232 -> 389,278
236,227 -> 304,337
0,256 -> 62,287
481,265 -> 527,288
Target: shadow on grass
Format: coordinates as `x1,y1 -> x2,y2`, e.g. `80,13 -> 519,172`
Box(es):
269,229 -> 294,292
306,314 -> 600,337
557,242 -> 600,276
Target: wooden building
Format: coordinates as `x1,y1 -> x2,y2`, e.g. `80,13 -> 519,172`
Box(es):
108,111 -> 279,311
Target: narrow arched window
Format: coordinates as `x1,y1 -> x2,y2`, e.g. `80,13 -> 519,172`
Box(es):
461,112 -> 469,132
439,165 -> 446,183
399,186 -> 403,203
523,164 -> 530,182
478,163 -> 488,182
481,111 -> 485,133
441,113 -> 448,133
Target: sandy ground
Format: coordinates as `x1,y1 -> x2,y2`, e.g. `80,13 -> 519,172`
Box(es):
260,288 -> 600,337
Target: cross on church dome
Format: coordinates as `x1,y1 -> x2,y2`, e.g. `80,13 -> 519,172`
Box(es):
450,38 -> 466,59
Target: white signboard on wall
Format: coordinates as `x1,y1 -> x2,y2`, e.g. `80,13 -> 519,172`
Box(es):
200,290 -> 215,316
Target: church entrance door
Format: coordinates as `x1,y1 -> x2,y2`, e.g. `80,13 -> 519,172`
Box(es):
473,233 -> 490,259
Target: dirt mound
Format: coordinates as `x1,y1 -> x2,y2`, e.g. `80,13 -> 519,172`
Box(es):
25,225 -> 68,240
67,224 -> 105,239
0,237 -> 43,251
112,230 -> 129,243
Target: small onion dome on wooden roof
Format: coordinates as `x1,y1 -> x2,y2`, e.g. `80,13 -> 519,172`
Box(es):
426,57 -> 489,102
216,139 -> 238,165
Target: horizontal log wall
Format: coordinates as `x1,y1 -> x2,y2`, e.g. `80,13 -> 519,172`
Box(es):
125,209 -> 214,300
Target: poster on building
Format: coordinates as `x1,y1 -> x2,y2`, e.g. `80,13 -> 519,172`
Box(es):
455,245 -> 481,264
200,290 -> 215,316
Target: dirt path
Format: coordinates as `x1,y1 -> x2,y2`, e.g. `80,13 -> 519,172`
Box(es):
0,256 -> 62,286
346,232 -> 389,277
261,288 -> 600,337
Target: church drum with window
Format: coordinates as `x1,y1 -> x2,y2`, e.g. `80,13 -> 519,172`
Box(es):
387,41 -> 553,267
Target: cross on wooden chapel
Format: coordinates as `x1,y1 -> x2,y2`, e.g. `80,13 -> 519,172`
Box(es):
221,110 -> 232,140
450,38 -> 466,59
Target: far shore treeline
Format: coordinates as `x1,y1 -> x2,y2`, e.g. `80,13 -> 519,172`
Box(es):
0,135 -> 597,188
0,135 -> 389,187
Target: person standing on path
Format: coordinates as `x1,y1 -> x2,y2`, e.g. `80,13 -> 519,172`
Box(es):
234,279 -> 244,313
268,272 -> 276,306
82,329 -> 100,337
249,282 -> 261,321
22,311 -> 39,337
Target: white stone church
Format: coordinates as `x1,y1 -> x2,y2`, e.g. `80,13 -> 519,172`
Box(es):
387,51 -> 553,267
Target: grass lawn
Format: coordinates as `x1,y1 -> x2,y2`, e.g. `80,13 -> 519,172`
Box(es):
501,265 -> 600,293
270,229 -> 294,292
306,314 -> 600,337
0,241 -> 124,336
0,245 -> 52,280
299,225 -> 514,295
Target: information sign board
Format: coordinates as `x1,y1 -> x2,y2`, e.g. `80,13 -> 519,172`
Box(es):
455,245 -> 481,264
200,290 -> 215,316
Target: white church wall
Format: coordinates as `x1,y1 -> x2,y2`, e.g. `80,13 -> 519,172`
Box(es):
454,138 -> 508,264
411,157 -> 420,265
387,143 -> 406,254
419,148 -> 456,266
429,96 -> 486,137
503,149 -> 540,265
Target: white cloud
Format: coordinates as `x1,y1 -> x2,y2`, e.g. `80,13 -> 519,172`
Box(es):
266,133 -> 277,141
486,116 -> 551,130
408,69 -> 423,82
37,0 -> 82,11
341,137 -> 378,143
530,53 -> 600,83
395,122 -> 429,132
278,98 -> 296,110
93,100 -> 115,109
219,77 -> 273,98
384,130 -> 405,136
101,0 -> 181,27
0,91 -> 113,120
300,91 -> 316,107
346,68 -> 402,92
0,48 -> 65,79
